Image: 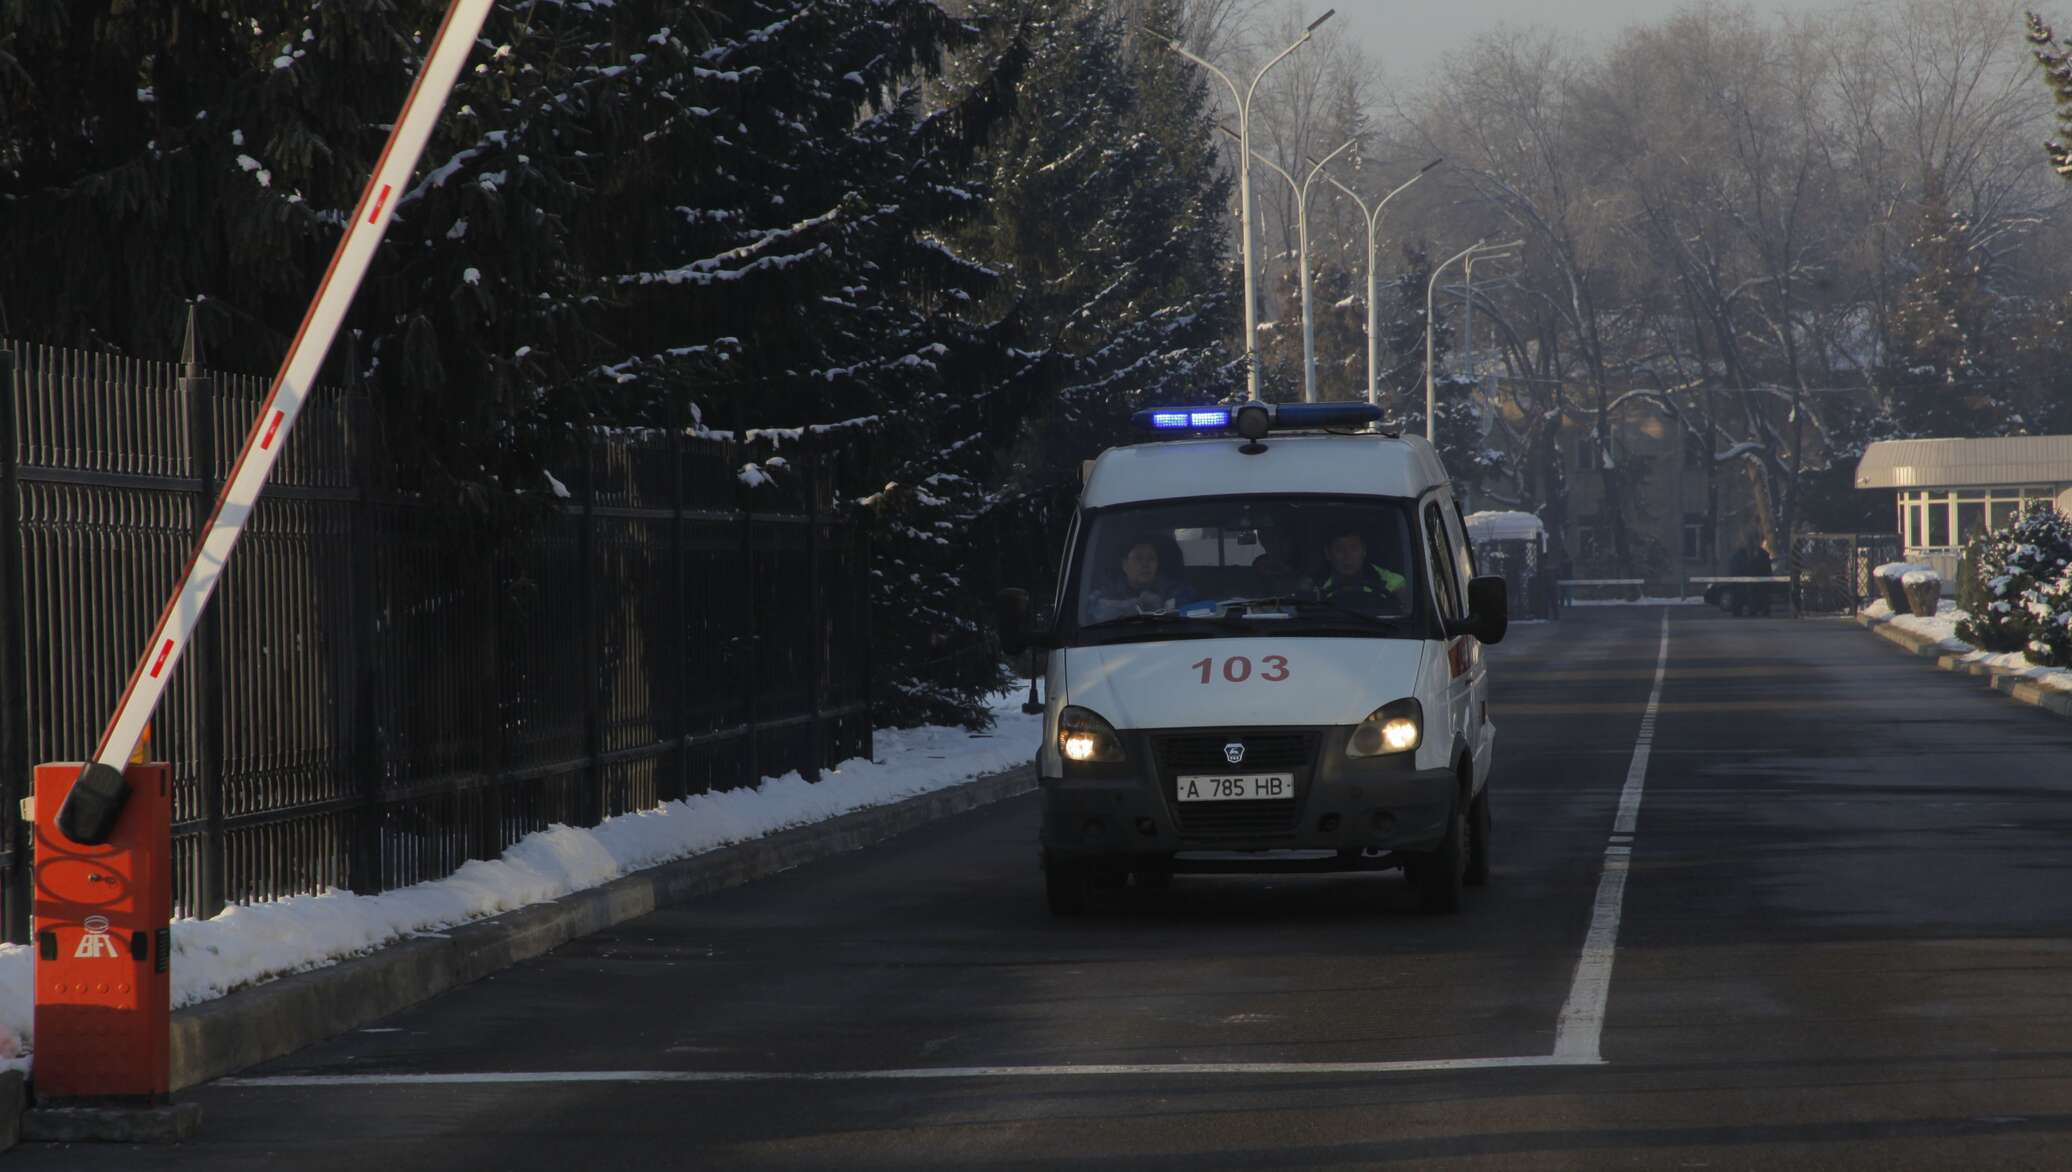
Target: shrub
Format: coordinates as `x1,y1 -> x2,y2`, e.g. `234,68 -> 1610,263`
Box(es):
2025,565 -> 2072,667
1955,537 -> 1989,618
1955,506 -> 2072,652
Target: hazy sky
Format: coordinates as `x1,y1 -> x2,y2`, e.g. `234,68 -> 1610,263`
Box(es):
1339,0 -> 1839,82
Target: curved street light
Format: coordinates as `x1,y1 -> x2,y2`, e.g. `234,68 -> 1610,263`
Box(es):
1146,10 -> 1335,400
1219,129 -> 1355,402
1427,239 -> 1523,441
1314,157 -> 1442,407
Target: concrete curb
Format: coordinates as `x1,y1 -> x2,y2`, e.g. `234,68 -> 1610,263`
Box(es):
1854,611 -> 2072,719
162,763 -> 1036,1093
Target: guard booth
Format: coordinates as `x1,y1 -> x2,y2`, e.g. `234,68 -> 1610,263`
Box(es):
1464,510 -> 1554,619
1856,436 -> 2072,590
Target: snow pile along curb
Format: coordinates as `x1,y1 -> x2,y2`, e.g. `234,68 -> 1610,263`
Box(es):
1858,600 -> 2072,717
0,694 -> 1043,1071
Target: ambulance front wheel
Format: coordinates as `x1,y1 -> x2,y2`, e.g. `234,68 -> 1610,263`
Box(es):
1409,799 -> 1468,914
1464,789 -> 1492,887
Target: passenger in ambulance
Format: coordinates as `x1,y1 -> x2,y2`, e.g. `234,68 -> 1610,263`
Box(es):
1316,530 -> 1411,615
1086,536 -> 1194,621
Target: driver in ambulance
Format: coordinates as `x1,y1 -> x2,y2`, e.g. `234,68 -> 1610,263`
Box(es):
1087,538 -> 1194,620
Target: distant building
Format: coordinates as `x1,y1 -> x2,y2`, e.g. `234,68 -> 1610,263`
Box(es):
1854,436 -> 2072,579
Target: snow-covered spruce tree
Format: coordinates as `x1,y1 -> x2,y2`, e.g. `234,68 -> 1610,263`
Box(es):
1955,505 -> 2072,653
1875,175 -> 2017,440
946,0 -> 1240,597
2027,12 -> 2072,180
0,0 -> 639,494
2027,564 -> 2072,667
594,0 -> 1041,729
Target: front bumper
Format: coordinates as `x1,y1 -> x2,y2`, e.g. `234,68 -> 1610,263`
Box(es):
1040,725 -> 1458,870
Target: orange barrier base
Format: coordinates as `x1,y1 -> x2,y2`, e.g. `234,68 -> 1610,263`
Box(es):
32,762 -> 172,1103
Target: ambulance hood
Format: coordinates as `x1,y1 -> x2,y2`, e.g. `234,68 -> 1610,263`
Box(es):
1062,636 -> 1429,730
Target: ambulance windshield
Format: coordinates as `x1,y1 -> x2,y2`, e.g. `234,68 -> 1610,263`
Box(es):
1069,496 -> 1427,640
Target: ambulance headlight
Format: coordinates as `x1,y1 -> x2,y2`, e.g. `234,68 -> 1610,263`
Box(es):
1058,706 -> 1127,764
1347,699 -> 1421,758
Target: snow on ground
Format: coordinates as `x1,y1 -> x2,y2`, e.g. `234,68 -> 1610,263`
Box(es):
1864,599 -> 2072,694
0,693 -> 1043,1071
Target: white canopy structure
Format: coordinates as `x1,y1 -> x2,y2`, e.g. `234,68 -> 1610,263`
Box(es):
1464,510 -> 1547,546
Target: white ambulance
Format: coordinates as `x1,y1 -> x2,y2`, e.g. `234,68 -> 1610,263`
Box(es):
996,401 -> 1507,915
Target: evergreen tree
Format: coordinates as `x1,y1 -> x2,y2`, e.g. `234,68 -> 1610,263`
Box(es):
948,0 -> 1240,596
1876,176 -> 2017,439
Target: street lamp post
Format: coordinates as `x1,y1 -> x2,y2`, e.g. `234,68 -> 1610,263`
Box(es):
1149,10 -> 1335,400
1426,239 -> 1521,441
1222,132 -> 1355,402
1316,158 -> 1442,407
1460,246 -> 1512,401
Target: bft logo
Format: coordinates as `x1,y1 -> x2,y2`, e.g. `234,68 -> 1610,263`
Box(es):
74,915 -> 120,960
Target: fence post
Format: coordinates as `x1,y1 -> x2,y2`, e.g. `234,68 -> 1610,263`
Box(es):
0,346 -> 30,942
669,405 -> 688,803
804,433 -> 824,781
345,337 -> 385,895
180,307 -> 228,918
857,436 -> 873,765
740,430 -> 761,791
579,430 -> 603,824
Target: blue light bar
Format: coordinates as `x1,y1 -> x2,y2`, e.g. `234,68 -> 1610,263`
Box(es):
1132,406 -> 1232,432
1129,401 -> 1384,435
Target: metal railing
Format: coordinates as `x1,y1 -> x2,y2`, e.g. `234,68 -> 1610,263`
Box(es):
0,339 -> 871,940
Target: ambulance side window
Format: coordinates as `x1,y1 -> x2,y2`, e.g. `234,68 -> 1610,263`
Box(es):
1423,501 -> 1464,619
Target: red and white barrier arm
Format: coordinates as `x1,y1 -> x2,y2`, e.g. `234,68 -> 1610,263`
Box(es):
58,0 -> 496,844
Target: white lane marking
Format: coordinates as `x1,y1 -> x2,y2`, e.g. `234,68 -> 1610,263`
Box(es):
223,1055 -> 1602,1087
1552,609 -> 1669,1062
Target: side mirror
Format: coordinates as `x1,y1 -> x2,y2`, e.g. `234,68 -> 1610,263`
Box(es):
1449,575 -> 1508,644
995,588 -> 1032,656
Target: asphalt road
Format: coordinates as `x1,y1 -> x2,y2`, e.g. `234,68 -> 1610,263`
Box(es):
20,606 -> 2072,1169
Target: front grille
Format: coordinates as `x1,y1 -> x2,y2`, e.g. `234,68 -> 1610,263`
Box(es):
1155,733 -> 1314,772
1171,801 -> 1303,837
1156,731 -> 1316,839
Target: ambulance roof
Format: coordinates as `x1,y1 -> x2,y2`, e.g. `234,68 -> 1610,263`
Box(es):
1081,432 -> 1451,509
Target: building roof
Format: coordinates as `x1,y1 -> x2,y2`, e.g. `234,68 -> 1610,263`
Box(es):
1082,432 -> 1450,508
1854,435 -> 2072,490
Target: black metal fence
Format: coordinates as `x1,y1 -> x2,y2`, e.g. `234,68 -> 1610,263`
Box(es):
1793,531 -> 1904,615
0,339 -> 871,941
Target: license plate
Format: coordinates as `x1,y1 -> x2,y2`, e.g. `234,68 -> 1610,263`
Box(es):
1174,773 -> 1296,802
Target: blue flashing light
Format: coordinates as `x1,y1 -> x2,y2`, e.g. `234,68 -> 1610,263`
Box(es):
1130,401 -> 1385,436
1133,406 -> 1233,432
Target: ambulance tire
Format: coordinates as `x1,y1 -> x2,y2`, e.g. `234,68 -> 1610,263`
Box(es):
1464,788 -> 1491,887
1411,799 -> 1468,914
1045,856 -> 1091,917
